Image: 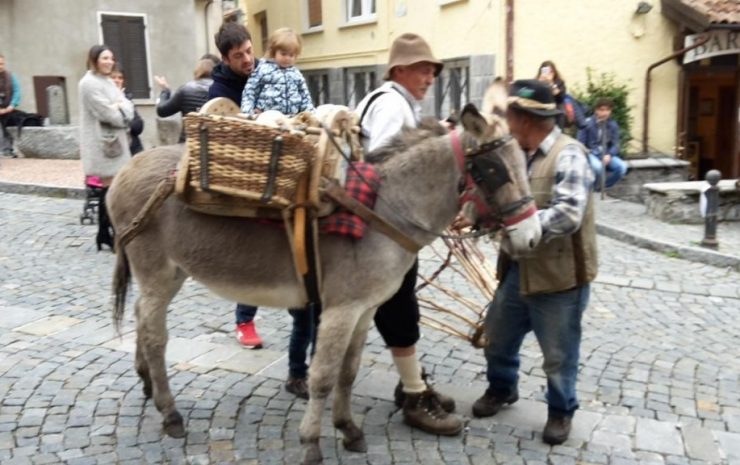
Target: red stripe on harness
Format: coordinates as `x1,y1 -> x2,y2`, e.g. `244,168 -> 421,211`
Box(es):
503,204 -> 537,227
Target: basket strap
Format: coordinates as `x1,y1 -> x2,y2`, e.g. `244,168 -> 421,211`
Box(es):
321,179 -> 421,253
261,135 -> 283,203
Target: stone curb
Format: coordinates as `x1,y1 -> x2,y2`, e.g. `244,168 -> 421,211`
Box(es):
0,181 -> 86,199
596,222 -> 740,271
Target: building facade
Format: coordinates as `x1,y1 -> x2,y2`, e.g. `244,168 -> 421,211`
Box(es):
245,0 -> 739,178
0,0 -> 225,149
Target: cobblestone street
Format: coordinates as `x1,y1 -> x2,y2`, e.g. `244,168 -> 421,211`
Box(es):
1,191 -> 739,465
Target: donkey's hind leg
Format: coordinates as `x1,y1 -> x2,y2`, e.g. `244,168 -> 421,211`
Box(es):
134,263 -> 187,438
134,300 -> 152,399
332,307 -> 376,453
299,304 -> 363,465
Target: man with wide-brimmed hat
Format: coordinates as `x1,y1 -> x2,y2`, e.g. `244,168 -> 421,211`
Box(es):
354,33 -> 463,436
472,79 -> 597,445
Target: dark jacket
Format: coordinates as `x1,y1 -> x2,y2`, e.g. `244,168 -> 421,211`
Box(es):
157,78 -> 212,142
208,62 -> 252,105
577,117 -> 621,159
124,90 -> 144,155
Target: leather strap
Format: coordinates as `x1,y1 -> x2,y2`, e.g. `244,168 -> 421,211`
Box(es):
321,180 -> 421,253
117,175 -> 176,250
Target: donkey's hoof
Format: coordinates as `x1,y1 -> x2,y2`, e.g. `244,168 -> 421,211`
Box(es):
342,436 -> 367,453
163,411 -> 186,438
301,442 -> 322,465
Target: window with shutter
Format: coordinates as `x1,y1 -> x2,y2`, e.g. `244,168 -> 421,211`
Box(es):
304,70 -> 330,105
343,67 -> 376,108
100,13 -> 151,99
307,0 -> 322,28
434,58 -> 470,119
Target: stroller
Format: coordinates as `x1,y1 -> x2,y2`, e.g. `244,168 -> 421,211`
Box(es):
79,175 -> 104,225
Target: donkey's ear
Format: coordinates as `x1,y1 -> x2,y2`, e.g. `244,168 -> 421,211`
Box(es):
461,103 -> 488,138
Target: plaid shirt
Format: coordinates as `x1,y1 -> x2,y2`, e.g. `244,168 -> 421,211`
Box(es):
319,162 -> 380,239
529,127 -> 594,242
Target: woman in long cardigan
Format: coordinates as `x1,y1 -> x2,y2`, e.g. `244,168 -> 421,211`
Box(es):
78,45 -> 134,250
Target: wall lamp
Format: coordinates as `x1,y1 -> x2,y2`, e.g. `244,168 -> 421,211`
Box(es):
636,1 -> 653,14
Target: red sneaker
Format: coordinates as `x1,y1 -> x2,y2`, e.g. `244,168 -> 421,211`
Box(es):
236,321 -> 263,349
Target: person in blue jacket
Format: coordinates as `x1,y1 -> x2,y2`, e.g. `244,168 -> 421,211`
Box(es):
578,98 -> 627,189
0,54 -> 22,156
240,27 -> 314,116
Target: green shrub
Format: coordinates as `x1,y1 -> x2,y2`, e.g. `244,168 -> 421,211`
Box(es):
572,68 -> 634,154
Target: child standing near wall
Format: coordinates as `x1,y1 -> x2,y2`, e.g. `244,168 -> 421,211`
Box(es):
240,27 -> 314,116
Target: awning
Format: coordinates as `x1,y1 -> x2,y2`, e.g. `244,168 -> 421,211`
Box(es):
661,0 -> 740,31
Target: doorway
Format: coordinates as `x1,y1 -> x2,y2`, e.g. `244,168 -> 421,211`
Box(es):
683,69 -> 739,180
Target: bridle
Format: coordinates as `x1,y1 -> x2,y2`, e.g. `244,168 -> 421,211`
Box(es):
322,125 -> 535,247
451,130 -> 536,231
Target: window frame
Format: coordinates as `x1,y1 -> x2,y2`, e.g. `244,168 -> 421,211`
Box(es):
303,0 -> 324,33
97,11 -> 154,102
303,69 -> 331,106
434,57 -> 470,120
343,0 -> 377,26
343,66 -> 378,109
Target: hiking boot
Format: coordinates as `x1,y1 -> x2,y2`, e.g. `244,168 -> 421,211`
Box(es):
403,390 -> 463,436
236,321 -> 263,349
471,389 -> 519,418
285,376 -> 309,399
542,413 -> 572,445
394,368 -> 455,413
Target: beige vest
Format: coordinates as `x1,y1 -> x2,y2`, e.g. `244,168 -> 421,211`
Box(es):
515,133 -> 598,295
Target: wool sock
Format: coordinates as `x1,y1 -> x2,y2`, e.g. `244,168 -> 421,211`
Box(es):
392,354 -> 426,394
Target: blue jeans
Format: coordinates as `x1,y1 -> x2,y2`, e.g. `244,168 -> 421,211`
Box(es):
484,263 -> 590,416
288,305 -> 319,379
235,304 -> 257,324
588,153 -> 627,189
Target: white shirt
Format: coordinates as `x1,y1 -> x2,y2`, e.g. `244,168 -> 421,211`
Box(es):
355,81 -> 421,153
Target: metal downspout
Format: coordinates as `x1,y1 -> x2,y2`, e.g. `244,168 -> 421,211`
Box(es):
204,0 -> 215,55
505,0 -> 514,83
642,36 -> 709,154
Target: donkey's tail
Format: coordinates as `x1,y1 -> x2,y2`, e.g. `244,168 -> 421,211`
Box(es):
112,242 -> 131,335
110,175 -> 177,334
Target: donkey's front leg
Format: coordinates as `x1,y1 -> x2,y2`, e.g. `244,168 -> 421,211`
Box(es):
332,307 -> 376,453
299,304 -> 362,465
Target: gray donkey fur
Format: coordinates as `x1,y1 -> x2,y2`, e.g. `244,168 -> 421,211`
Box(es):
107,108 -> 535,465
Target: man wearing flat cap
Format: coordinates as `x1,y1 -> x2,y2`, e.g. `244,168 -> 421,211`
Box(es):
355,33 -> 463,436
473,79 -> 597,445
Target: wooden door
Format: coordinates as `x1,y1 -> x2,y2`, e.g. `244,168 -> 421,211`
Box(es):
685,70 -> 739,179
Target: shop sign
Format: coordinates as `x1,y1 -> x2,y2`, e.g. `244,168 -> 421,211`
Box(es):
684,30 -> 740,64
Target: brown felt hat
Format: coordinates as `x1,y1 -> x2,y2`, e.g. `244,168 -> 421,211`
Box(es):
383,33 -> 443,80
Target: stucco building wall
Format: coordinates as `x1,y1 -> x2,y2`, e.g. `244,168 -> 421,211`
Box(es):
1,0 -> 216,150
510,0 -> 680,153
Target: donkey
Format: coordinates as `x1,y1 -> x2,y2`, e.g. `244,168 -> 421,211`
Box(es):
107,103 -> 540,465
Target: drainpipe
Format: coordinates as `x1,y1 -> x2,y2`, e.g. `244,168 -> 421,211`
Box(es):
642,35 -> 709,154
505,0 -> 514,83
204,0 -> 215,55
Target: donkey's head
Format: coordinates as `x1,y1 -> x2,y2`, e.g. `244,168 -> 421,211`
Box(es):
459,84 -> 542,254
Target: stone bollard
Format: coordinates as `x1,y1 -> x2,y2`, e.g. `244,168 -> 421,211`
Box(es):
700,169 -> 721,249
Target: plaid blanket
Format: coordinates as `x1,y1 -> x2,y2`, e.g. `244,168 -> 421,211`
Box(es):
319,162 -> 380,239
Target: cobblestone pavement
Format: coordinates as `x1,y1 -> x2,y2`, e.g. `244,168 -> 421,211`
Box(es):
594,197 -> 740,263
1,192 -> 739,465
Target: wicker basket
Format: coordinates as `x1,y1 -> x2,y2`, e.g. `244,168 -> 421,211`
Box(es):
184,113 -> 315,208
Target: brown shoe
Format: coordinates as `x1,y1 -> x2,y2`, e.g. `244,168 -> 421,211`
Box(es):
402,390 -> 463,436
471,389 -> 518,418
542,414 -> 572,445
285,376 -> 309,399
394,368 -> 455,413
